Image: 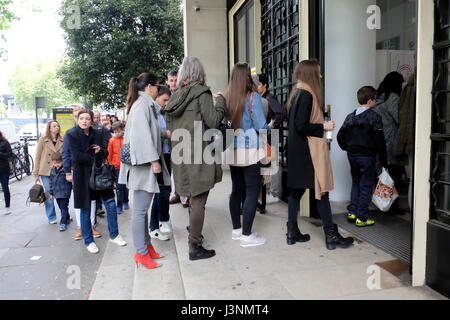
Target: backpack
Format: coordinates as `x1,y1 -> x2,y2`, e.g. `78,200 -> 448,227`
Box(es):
27,184 -> 47,206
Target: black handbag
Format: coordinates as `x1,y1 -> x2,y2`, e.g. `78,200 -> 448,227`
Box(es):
89,151 -> 116,191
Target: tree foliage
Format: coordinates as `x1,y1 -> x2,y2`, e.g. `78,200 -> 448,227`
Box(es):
58,0 -> 184,109
8,57 -> 82,115
0,0 -> 18,60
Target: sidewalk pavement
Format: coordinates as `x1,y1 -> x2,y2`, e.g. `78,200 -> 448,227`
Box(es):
89,169 -> 447,300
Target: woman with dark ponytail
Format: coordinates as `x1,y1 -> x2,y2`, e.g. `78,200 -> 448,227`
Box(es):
0,131 -> 12,215
119,72 -> 171,269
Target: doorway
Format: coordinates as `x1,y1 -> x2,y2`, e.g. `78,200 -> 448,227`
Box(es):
323,0 -> 418,266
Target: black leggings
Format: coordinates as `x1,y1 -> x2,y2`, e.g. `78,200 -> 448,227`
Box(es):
229,164 -> 262,236
288,189 -> 334,229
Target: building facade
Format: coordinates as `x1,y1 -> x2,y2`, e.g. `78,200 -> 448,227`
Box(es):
182,0 -> 449,297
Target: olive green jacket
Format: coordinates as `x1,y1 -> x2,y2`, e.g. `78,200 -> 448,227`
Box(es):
165,84 -> 227,197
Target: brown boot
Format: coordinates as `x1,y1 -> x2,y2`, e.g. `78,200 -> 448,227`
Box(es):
92,226 -> 102,238
74,227 -> 82,241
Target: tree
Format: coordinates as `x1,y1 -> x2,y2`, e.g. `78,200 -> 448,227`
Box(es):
8,57 -> 82,115
58,0 -> 184,109
0,0 -> 18,60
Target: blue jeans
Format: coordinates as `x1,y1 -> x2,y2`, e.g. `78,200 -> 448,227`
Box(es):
149,185 -> 171,231
115,169 -> 129,208
81,195 -> 119,246
0,172 -> 10,208
40,175 -> 56,223
56,198 -> 70,225
347,155 -> 376,222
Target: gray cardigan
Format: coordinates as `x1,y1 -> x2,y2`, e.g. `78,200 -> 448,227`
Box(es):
118,91 -> 171,193
374,93 -> 400,165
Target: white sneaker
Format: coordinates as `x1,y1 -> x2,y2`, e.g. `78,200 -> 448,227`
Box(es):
150,229 -> 170,241
266,194 -> 280,204
240,233 -> 266,247
4,208 -> 11,215
110,235 -> 127,246
86,242 -> 99,254
232,228 -> 242,240
49,220 -> 57,225
159,221 -> 172,233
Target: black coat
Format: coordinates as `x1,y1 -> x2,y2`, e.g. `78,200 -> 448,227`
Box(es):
287,90 -> 324,190
0,140 -> 12,174
65,126 -> 102,209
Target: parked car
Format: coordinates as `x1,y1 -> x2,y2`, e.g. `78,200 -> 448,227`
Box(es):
0,120 -> 19,144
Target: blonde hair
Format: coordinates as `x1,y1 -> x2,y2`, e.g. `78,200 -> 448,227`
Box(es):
177,56 -> 206,88
287,59 -> 324,111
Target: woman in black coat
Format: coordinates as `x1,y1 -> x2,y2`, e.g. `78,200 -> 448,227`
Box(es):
0,131 -> 12,215
66,109 -> 126,254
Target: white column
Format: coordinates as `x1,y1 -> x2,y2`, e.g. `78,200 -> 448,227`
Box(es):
324,0 -> 377,202
412,0 -> 434,287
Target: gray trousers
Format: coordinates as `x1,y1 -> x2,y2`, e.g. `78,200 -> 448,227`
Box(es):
133,190 -> 155,255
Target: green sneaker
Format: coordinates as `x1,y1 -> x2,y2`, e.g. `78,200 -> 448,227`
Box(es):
355,218 -> 375,227
347,213 -> 356,222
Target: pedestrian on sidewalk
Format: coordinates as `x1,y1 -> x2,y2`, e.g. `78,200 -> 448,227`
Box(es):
107,121 -> 129,214
337,86 -> 388,227
285,59 -> 353,249
49,152 -> 72,231
119,72 -> 169,269
63,107 -> 99,240
149,85 -> 173,241
167,69 -> 190,208
66,109 -> 127,254
0,131 -> 12,215
224,63 -> 274,248
165,57 -> 227,261
33,120 -> 64,224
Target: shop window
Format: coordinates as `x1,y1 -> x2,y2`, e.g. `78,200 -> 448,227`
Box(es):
234,0 -> 255,68
431,0 -> 450,225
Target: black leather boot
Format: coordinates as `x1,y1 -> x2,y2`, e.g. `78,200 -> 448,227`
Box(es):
323,224 -> 354,250
286,221 -> 310,245
189,243 -> 216,261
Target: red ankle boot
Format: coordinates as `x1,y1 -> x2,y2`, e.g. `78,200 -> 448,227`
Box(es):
134,252 -> 161,269
147,244 -> 164,259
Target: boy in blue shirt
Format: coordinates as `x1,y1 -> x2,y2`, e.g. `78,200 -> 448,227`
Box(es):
337,86 -> 388,227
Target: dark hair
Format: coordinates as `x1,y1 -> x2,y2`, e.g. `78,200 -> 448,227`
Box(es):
258,74 -> 269,89
0,131 -> 8,142
167,70 -> 178,78
51,151 -> 62,161
77,109 -> 93,122
357,86 -> 377,105
225,63 -> 257,129
126,72 -> 159,115
157,85 -> 172,98
377,72 -> 404,102
112,121 -> 124,131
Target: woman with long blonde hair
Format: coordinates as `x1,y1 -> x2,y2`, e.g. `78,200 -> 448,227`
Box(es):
286,59 -> 353,249
34,120 -> 63,225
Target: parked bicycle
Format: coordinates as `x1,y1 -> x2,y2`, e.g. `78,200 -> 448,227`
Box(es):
9,138 -> 33,181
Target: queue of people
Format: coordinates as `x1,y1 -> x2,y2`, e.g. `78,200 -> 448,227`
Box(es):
0,57 -> 408,273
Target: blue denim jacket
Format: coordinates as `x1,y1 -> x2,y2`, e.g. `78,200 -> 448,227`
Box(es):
233,92 -> 270,149
49,166 -> 72,199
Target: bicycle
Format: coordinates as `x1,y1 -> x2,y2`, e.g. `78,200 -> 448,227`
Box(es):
12,140 -> 34,177
9,153 -> 24,181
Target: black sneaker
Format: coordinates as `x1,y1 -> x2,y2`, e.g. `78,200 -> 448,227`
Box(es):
189,243 -> 216,261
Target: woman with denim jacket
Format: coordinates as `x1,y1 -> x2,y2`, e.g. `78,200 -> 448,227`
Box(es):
224,63 -> 274,248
